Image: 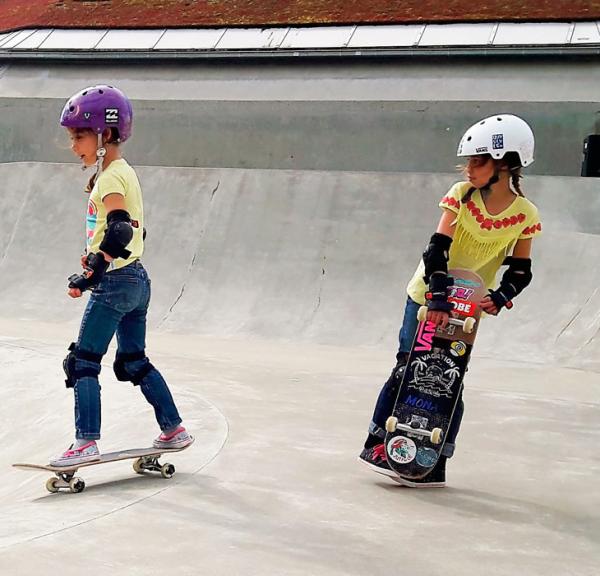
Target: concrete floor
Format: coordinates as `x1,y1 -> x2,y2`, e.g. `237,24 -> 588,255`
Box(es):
0,164 -> 599,575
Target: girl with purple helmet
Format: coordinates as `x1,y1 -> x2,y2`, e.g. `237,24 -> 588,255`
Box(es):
51,85 -> 192,466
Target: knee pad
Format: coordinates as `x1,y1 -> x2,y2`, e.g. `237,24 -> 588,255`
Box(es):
63,342 -> 103,388
113,350 -> 154,386
384,361 -> 406,398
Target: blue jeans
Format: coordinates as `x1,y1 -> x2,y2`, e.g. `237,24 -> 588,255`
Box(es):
397,297 -> 421,358
73,261 -> 182,440
368,296 -> 464,457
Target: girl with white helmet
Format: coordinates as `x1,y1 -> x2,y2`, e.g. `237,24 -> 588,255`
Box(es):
360,114 -> 541,487
51,85 -> 193,466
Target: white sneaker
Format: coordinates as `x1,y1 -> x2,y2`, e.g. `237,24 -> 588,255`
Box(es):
50,441 -> 101,467
153,426 -> 193,449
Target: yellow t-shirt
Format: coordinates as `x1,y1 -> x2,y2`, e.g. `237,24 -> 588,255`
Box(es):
407,181 -> 542,304
86,158 -> 144,272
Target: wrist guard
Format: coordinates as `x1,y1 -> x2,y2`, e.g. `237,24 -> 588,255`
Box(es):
425,273 -> 455,313
68,252 -> 109,292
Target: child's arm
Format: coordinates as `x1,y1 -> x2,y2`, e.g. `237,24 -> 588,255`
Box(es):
480,238 -> 533,315
435,209 -> 457,238
98,193 -> 130,263
67,193 -> 133,297
424,210 -> 457,328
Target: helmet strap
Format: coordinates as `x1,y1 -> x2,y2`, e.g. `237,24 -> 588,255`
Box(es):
94,133 -> 106,179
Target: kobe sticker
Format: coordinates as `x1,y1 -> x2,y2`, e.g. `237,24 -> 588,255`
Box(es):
387,436 -> 417,465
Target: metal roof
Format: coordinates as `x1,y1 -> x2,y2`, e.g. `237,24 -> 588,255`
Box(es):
0,22 -> 599,58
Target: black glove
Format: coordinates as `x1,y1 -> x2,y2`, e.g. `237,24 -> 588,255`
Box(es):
68,252 -> 109,292
487,287 -> 514,312
425,273 -> 455,313
487,257 -> 532,313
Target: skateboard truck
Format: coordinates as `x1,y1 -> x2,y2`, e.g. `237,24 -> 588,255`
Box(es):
132,456 -> 176,479
385,416 -> 444,445
46,472 -> 86,494
417,305 -> 476,334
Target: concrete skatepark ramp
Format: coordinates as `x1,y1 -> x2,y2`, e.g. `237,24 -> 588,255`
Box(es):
0,160 -> 599,575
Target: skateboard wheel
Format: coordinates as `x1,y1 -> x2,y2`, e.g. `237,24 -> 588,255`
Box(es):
133,458 -> 145,474
463,317 -> 476,334
385,417 -> 398,433
46,477 -> 60,493
69,478 -> 86,493
160,463 -> 175,479
430,428 -> 443,445
417,306 -> 428,323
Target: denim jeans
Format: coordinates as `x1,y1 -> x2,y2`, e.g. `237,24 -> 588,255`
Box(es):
368,296 -> 464,457
73,261 -> 182,440
397,296 -> 421,358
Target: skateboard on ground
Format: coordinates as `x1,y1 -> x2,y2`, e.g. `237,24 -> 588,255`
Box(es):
384,269 -> 486,480
13,438 -> 194,493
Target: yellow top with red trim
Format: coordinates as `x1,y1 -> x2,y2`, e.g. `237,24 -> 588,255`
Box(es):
406,181 -> 542,304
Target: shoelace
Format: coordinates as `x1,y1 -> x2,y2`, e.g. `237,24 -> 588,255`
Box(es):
372,444 -> 387,461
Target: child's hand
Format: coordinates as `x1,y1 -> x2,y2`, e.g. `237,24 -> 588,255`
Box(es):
480,295 -> 499,315
427,310 -> 450,329
68,287 -> 82,298
80,254 -> 88,268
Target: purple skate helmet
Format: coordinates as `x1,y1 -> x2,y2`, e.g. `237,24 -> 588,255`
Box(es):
60,85 -> 133,142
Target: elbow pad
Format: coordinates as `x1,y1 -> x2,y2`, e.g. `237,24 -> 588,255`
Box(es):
99,209 -> 133,259
489,257 -> 533,311
422,233 -> 453,283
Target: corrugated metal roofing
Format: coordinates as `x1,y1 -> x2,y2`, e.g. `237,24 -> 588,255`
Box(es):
1,0 -> 600,34
1,22 -> 598,54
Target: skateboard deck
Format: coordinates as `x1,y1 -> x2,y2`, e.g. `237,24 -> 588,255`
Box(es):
13,437 -> 194,493
384,269 -> 486,480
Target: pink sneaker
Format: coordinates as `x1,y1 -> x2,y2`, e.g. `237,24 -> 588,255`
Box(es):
50,441 -> 101,467
153,426 -> 193,449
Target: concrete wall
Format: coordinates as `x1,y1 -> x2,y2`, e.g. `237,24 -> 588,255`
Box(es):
1,58 -> 599,175
0,162 -> 598,370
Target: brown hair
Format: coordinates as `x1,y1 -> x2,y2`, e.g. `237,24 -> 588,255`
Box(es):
68,126 -> 120,143
503,152 -> 524,197
459,152 -> 525,204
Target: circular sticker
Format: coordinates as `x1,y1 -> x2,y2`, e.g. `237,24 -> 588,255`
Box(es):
450,340 -> 467,357
387,436 -> 417,464
416,447 -> 439,468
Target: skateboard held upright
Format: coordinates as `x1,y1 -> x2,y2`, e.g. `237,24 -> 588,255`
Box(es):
384,269 -> 486,480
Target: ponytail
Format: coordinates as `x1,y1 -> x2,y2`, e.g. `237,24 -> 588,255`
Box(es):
461,186 -> 476,204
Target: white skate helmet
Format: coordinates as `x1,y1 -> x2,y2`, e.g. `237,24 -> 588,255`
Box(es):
457,114 -> 535,167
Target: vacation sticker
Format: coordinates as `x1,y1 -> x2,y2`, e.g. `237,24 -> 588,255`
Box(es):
407,351 -> 460,398
387,436 -> 417,465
